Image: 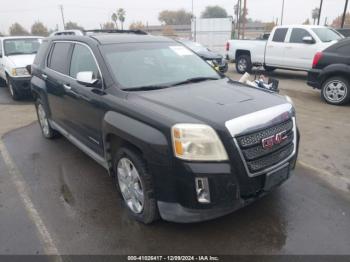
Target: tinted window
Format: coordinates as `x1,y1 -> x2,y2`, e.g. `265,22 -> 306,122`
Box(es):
70,44 -> 99,79
33,40 -> 49,65
272,28 -> 288,42
48,42 -> 72,74
290,28 -> 313,43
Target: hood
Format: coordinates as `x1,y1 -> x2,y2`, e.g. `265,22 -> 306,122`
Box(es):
7,54 -> 36,68
196,50 -> 222,60
129,78 -> 290,129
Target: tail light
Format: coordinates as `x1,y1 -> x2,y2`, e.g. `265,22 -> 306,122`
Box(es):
226,42 -> 230,51
312,52 -> 323,68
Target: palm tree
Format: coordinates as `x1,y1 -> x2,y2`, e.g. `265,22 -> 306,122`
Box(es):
111,13 -> 118,29
117,8 -> 126,30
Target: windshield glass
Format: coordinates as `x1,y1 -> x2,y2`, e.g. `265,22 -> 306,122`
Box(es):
101,42 -> 219,89
312,28 -> 343,42
4,38 -> 42,56
180,41 -> 208,53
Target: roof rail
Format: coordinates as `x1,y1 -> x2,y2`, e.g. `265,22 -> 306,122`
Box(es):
83,29 -> 148,35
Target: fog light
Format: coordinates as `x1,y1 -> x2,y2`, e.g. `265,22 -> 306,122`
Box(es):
195,177 -> 210,204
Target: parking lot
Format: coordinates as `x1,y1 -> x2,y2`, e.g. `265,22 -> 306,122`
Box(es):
0,65 -> 350,255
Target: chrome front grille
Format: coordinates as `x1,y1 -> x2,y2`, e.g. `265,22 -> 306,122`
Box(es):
234,118 -> 296,176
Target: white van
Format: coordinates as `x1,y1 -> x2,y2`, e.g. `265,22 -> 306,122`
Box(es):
0,36 -> 42,100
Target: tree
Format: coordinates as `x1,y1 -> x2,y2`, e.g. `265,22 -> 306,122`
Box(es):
102,22 -> 115,30
117,8 -> 126,30
331,12 -> 350,28
158,9 -> 192,25
162,25 -> 176,37
302,18 -> 311,25
31,21 -> 49,36
111,13 -> 118,29
65,21 -> 84,31
264,22 -> 276,31
129,21 -> 145,30
9,23 -> 29,36
312,8 -> 319,25
201,5 -> 228,18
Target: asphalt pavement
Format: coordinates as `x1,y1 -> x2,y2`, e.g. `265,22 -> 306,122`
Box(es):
0,122 -> 349,255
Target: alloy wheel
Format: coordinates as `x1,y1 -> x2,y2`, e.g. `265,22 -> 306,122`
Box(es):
37,104 -> 50,137
324,80 -> 347,103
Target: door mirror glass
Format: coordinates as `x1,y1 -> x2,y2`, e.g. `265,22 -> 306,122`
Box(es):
76,71 -> 98,86
302,36 -> 315,44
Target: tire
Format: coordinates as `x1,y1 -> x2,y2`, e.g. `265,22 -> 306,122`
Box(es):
235,54 -> 252,74
264,66 -> 276,72
114,147 -> 159,224
321,76 -> 350,106
35,99 -> 59,139
7,77 -> 21,100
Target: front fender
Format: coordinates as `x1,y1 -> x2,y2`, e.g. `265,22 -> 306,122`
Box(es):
102,111 -> 170,165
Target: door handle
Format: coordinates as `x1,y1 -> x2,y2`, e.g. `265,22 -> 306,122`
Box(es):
63,84 -> 71,91
41,74 -> 48,80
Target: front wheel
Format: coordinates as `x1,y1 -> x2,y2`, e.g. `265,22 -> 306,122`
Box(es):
7,77 -> 21,100
321,76 -> 350,106
235,55 -> 252,74
114,147 -> 158,224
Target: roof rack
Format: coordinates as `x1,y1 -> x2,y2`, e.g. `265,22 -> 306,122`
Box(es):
83,29 -> 148,35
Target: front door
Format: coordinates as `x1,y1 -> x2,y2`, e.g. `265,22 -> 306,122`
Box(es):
265,27 -> 288,67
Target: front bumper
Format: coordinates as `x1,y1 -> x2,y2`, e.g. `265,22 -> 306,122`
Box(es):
307,69 -> 322,89
9,76 -> 32,94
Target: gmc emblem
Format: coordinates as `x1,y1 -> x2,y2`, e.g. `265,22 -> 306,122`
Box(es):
262,130 -> 288,149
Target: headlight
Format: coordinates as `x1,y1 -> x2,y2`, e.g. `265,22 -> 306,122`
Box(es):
12,68 -> 29,76
172,124 -> 228,161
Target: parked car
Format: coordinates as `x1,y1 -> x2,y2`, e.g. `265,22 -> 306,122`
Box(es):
307,38 -> 350,105
226,25 -> 344,74
335,28 -> 350,37
0,36 -> 42,100
178,39 -> 228,73
31,31 -> 299,224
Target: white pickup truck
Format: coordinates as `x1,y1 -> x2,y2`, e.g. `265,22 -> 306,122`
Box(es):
0,36 -> 42,100
226,25 -> 343,74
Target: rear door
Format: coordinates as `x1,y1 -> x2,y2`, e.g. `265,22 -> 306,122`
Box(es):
265,28 -> 288,67
63,43 -> 105,156
45,42 -> 73,128
283,28 -> 319,69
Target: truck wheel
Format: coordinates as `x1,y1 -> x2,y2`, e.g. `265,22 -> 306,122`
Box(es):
7,77 -> 21,100
35,99 -> 59,138
321,76 -> 350,105
114,147 -> 158,224
236,55 -> 252,74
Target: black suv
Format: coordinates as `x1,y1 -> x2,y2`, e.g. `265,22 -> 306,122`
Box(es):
308,38 -> 350,105
31,30 -> 299,224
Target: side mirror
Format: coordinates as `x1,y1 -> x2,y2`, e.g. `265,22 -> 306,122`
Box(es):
76,71 -> 99,87
302,36 -> 315,44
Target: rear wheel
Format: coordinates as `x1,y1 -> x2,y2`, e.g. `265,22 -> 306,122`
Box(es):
114,147 -> 158,224
321,76 -> 350,105
35,99 -> 59,138
235,55 -> 252,74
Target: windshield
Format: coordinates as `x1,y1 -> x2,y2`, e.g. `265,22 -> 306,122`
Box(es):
101,42 -> 220,90
4,38 -> 42,56
180,41 -> 208,53
312,28 -> 343,42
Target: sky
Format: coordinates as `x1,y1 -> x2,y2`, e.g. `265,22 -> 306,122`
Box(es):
0,0 -> 346,33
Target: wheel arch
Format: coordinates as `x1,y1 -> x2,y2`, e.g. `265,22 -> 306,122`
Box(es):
319,64 -> 350,86
235,49 -> 251,61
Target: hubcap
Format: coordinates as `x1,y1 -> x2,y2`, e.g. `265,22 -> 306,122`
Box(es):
37,104 -> 50,136
117,158 -> 144,214
324,80 -> 347,103
238,58 -> 247,72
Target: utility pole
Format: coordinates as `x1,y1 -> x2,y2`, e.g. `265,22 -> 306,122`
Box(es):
59,5 -> 66,30
236,0 -> 241,39
341,0 -> 349,28
281,0 -> 285,25
317,0 -> 323,25
242,0 -> 247,39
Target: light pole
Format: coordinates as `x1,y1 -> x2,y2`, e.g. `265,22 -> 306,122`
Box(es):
341,0 -> 349,28
317,0 -> 323,25
281,0 -> 285,25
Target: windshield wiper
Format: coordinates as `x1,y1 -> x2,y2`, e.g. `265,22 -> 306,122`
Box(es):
170,76 -> 220,86
122,84 -> 171,91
